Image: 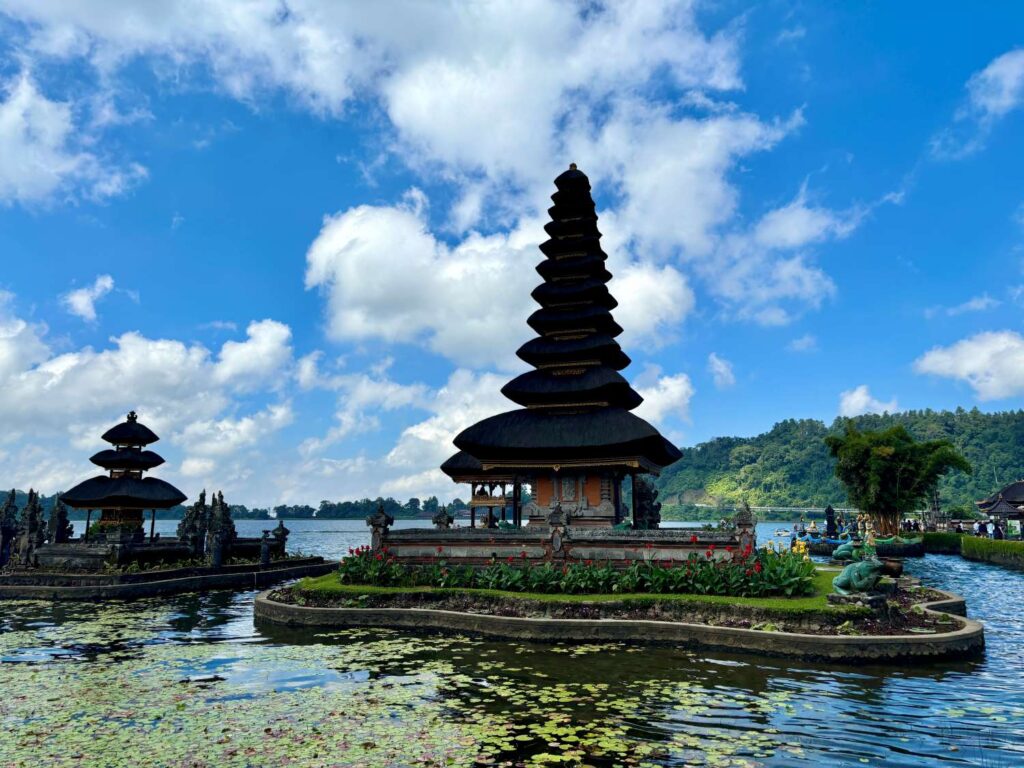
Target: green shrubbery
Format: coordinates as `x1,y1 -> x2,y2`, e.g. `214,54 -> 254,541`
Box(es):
922,532 -> 963,554
337,544 -> 817,598
960,537 -> 1024,569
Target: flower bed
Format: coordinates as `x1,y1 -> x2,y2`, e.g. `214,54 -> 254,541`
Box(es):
338,541 -> 816,599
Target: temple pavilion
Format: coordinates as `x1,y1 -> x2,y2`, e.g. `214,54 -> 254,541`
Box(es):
441,165 -> 681,528
61,411 -> 187,538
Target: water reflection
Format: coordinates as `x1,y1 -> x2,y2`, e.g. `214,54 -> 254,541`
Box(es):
0,521 -> 1022,766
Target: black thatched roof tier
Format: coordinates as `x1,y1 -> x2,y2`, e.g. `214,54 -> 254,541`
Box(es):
531,278 -> 616,309
527,305 -> 623,337
445,165 -> 679,477
61,476 -> 187,509
501,368 -> 642,409
101,411 -> 159,446
454,408 -> 681,469
90,448 -> 166,471
516,334 -> 630,370
535,254 -> 611,282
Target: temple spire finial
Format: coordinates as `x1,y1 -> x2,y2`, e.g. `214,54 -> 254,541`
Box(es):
569,162 -> 577,170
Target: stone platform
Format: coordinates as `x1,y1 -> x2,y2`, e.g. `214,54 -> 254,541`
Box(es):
0,557 -> 334,601
382,526 -> 752,567
254,586 -> 984,663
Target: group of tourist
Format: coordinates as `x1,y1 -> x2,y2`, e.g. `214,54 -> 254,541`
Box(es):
953,519 -> 1006,539
900,519 -> 923,533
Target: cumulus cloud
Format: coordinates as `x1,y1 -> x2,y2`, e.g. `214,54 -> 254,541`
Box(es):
707,353 -> 735,389
838,385 -> 898,417
634,369 -> 695,424
932,48 -> 1024,158
61,274 -> 114,322
0,72 -> 146,205
0,293 -> 294,494
305,190 -> 694,368
213,319 -> 293,391
914,330 -> 1024,400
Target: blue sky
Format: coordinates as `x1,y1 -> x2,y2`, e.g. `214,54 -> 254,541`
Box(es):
1,1 -> 1023,506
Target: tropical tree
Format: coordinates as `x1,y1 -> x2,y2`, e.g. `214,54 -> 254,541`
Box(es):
824,423 -> 971,536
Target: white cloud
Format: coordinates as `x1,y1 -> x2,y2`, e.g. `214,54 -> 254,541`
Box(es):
838,385 -> 898,417
914,330 -> 1024,400
787,333 -> 818,352
932,48 -> 1024,158
924,294 -> 1000,319
61,274 -> 115,322
0,294 -> 294,495
213,319 -> 293,391
305,191 -> 695,368
0,71 -> 145,204
752,182 -> 862,250
634,371 -> 695,424
299,359 -> 430,453
707,352 -> 735,389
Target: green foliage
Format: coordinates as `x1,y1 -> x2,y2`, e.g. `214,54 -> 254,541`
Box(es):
333,543 -> 817,599
824,423 -> 970,531
658,409 -> 1013,511
922,532 -> 964,554
960,536 -> 1024,569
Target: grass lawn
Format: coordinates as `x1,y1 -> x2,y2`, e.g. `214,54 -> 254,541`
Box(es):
294,567 -> 844,617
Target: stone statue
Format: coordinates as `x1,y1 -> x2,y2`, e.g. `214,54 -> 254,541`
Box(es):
259,531 -> 271,567
832,540 -> 863,562
633,476 -> 662,530
832,558 -> 885,596
206,491 -> 237,564
366,502 -> 394,551
14,490 -> 44,568
432,505 -> 454,529
825,505 -> 836,538
179,490 -> 210,557
547,503 -> 568,528
0,489 -> 18,567
47,498 -> 73,544
732,501 -> 757,551
271,519 -> 290,552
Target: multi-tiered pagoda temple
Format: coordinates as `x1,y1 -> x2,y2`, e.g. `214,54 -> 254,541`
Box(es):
62,411 -> 187,536
441,164 -> 681,528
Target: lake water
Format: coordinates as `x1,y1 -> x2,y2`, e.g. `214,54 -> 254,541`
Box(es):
1,520 -> 1021,767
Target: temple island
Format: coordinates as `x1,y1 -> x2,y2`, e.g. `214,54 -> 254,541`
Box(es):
377,165 -> 755,564
0,412 -> 332,600
256,166 -> 984,662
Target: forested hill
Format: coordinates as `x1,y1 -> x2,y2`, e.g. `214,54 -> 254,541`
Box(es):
656,408 -> 1024,511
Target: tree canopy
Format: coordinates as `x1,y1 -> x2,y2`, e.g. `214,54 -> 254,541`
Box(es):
824,423 -> 971,534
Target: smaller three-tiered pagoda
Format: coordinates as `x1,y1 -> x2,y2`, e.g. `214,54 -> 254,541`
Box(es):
61,411 -> 188,538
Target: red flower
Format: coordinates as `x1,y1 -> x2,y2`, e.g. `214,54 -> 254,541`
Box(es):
375,554 -> 383,561
585,559 -> 593,567
725,546 -> 733,553
754,561 -> 762,573
705,550 -> 713,559
506,556 -> 514,565
436,546 -> 444,554
690,534 -> 698,544
708,544 -> 716,550
745,568 -> 752,577
520,550 -> 528,559
645,542 -> 653,549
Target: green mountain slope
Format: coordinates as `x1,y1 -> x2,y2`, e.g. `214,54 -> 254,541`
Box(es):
656,408 -> 1024,510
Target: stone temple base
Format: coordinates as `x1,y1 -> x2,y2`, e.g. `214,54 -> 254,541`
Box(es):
382,527 -> 752,567
0,557 -> 334,601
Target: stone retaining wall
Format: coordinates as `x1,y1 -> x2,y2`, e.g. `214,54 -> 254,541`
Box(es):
0,559 -> 335,601
253,587 -> 984,663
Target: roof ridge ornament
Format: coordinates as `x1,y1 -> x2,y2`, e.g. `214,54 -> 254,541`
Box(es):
127,410 -> 138,423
